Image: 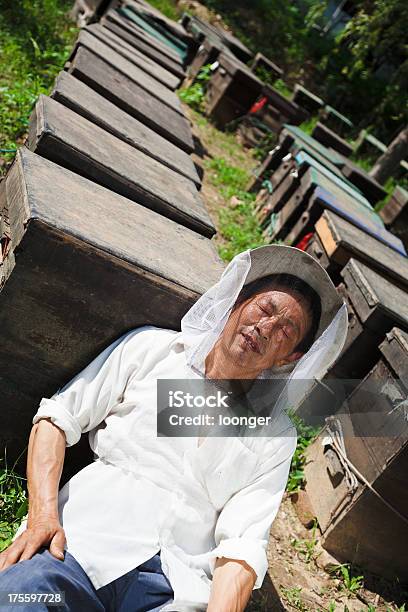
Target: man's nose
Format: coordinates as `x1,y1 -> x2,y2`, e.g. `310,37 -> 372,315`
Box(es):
255,317 -> 276,340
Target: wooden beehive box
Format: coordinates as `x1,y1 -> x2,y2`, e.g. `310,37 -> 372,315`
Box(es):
278,167 -> 403,253
70,30 -> 183,113
0,149 -> 223,479
205,52 -> 264,128
309,209 -> 408,289
332,258 -> 408,379
311,122 -> 353,158
339,157 -> 387,205
380,185 -> 408,250
262,86 -> 309,128
250,52 -> 283,84
84,23 -> 181,90
319,105 -> 354,137
101,10 -> 186,79
280,125 -> 344,169
27,95 -> 214,237
186,36 -> 224,86
50,71 -> 200,187
67,44 -> 194,152
304,327 -> 408,581
292,84 -> 324,114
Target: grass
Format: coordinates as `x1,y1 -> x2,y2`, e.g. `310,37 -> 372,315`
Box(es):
286,413 -> 320,493
203,156 -> 266,261
0,1 -> 78,169
0,452 -> 28,552
273,78 -> 293,100
291,519 -> 319,564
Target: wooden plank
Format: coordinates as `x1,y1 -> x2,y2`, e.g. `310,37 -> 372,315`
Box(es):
251,52 -> 283,82
101,11 -> 186,79
205,52 -> 264,128
315,210 -> 408,289
263,86 -> 309,125
311,122 -> 354,158
103,9 -> 183,64
71,30 -> 183,114
51,72 -> 200,187
85,23 -> 181,90
292,84 -> 324,114
68,46 -> 194,153
280,125 -> 344,167
28,96 -> 213,237
341,259 -> 408,333
339,157 -> 387,204
125,0 -> 194,46
294,150 -> 364,195
0,149 -> 223,466
320,105 -> 354,137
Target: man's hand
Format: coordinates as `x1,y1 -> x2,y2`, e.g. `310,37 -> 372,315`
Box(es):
207,556 -> 257,612
0,418 -> 67,573
0,516 -> 66,571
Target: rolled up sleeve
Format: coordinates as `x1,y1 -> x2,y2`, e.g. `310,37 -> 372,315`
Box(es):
32,326 -> 152,447
208,430 -> 297,589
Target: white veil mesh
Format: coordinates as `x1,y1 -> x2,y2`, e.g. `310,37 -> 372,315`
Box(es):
180,247 -> 349,420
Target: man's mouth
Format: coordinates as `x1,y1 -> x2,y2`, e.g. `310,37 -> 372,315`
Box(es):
241,331 -> 261,354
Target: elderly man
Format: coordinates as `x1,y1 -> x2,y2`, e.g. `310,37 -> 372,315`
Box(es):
0,245 -> 348,611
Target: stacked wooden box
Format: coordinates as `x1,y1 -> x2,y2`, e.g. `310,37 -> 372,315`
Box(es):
0,1 -> 224,484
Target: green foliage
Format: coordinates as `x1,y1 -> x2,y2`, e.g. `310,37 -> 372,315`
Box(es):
143,0 -> 179,20
203,156 -> 265,261
281,586 -> 309,611
0,1 -> 77,158
286,413 -> 320,493
0,453 -> 28,553
178,64 -> 213,111
273,78 -> 293,99
299,116 -> 319,137
291,519 -> 319,563
330,563 -> 364,595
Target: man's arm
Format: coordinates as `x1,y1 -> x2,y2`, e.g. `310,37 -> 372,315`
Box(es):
207,557 -> 256,612
0,418 -> 66,571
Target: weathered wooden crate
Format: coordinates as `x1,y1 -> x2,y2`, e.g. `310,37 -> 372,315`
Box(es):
125,0 -> 194,50
27,95 -> 213,237
311,122 -> 354,158
118,4 -> 189,64
183,13 -> 253,64
101,10 -> 186,79
250,53 -> 283,84
0,149 -> 223,480
292,84 -> 324,114
277,167 -> 402,253
304,326 -> 408,581
339,157 -> 387,205
263,86 -> 309,128
246,139 -> 290,192
308,209 -> 408,290
333,258 -> 408,378
70,30 -> 183,113
205,52 -> 264,128
67,45 -> 194,152
279,125 -> 344,169
354,129 -> 386,161
84,23 -> 181,90
186,36 -> 224,86
319,105 -> 354,137
50,72 -> 200,187
379,185 -> 408,249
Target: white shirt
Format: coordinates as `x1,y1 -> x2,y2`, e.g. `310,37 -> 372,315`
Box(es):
15,325 -> 297,611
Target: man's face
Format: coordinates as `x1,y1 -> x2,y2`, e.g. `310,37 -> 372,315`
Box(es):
214,285 -> 312,376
